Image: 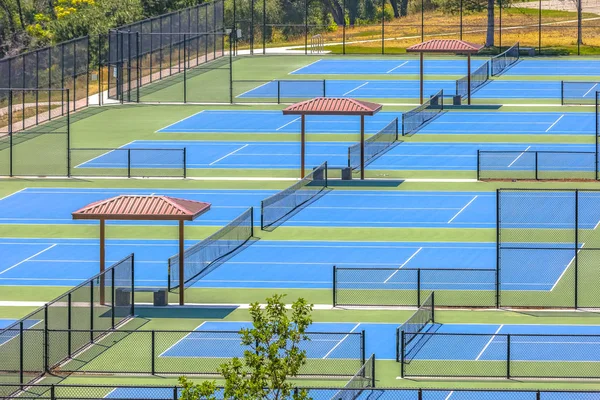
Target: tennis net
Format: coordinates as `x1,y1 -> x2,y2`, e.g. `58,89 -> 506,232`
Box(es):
348,118 -> 399,170
330,354 -> 375,400
491,43 -> 520,76
456,61 -> 489,99
168,207 -> 254,291
261,162 -> 328,230
395,292 -> 435,361
401,90 -> 444,136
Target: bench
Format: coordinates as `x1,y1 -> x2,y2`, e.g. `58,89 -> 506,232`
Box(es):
115,287 -> 168,307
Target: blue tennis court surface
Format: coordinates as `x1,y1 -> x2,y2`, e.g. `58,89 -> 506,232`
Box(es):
292,58 -> 600,76
0,319 -> 42,344
410,324 -> 600,362
237,79 -> 562,99
0,188 -> 496,228
158,111 -> 595,135
0,238 -> 571,292
76,140 -> 597,171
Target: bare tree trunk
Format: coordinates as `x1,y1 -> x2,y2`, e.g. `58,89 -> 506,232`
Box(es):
390,0 -> 400,17
400,0 -> 408,16
15,0 -> 25,29
0,0 -> 17,33
325,0 -> 345,25
577,0 -> 583,44
486,0 -> 494,46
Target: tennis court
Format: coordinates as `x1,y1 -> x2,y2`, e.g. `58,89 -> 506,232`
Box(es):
236,79 -> 562,100
75,141 -> 596,171
291,58 -> 600,76
0,237 -> 575,293
158,111 -> 594,135
0,188 -> 496,228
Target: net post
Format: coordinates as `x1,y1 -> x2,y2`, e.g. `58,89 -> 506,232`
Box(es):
395,117 -> 399,140
395,327 -> 400,362
323,79 -> 326,97
401,114 -> 405,136
361,330 -> 366,366
324,161 -> 328,187
250,206 -> 255,237
560,81 -> 564,105
19,321 -> 24,385
277,80 -> 281,104
260,200 -> 265,230
535,151 -> 538,180
440,89 -> 444,111
536,391 -> 541,400
151,330 -> 156,375
173,386 -> 178,400
183,148 -> 187,179
400,330 -> 405,377
332,266 -> 337,306
418,389 -> 422,400
506,333 -> 511,379
416,269 -> 421,306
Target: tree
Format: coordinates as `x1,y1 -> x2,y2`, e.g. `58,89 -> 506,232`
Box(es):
180,295 -> 314,400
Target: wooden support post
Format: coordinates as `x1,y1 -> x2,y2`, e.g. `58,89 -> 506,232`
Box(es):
99,219 -> 105,305
420,53 -> 424,104
301,115 -> 306,178
179,220 -> 185,305
360,115 -> 365,180
467,54 -> 472,105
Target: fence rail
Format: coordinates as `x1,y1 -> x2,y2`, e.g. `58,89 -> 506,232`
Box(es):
477,150 -> 598,181
333,267 -> 498,308
4,384 -> 600,400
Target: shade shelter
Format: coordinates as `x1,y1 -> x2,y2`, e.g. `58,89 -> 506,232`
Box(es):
283,98 -> 383,180
72,195 -> 211,306
406,40 -> 484,105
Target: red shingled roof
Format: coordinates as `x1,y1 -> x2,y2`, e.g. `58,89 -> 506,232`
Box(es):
406,40 -> 484,53
282,98 -> 382,116
72,195 -> 211,221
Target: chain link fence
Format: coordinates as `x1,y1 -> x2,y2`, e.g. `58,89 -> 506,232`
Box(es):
498,188 -> 600,308
0,255 -> 134,397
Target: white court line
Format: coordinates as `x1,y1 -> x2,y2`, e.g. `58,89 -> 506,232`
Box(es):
447,196 -> 478,224
551,243 -> 585,291
276,116 -> 301,131
507,146 -> 531,168
583,83 -> 598,97
158,321 -> 207,357
384,248 -> 423,283
475,324 -> 504,361
322,323 -> 361,359
343,82 -> 369,96
0,188 -> 26,202
288,59 -> 323,75
103,388 -> 118,399
235,81 -> 274,98
74,140 -> 135,169
594,218 -> 600,230
156,110 -> 205,132
209,144 -> 249,166
545,114 -> 564,132
0,244 -> 57,275
386,61 -> 409,74
444,392 -> 454,400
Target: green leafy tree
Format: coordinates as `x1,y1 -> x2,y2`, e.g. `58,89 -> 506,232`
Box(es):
179,295 -> 314,400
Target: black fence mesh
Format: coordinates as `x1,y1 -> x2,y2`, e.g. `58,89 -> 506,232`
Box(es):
561,81 -> 600,105
477,150 -> 598,181
498,189 -> 600,308
39,329 -> 365,378
400,331 -> 600,379
69,148 -> 187,178
5,385 -> 600,400
232,79 -> 327,103
0,88 -> 70,177
334,267 -> 497,308
0,255 -> 134,395
108,0 -> 227,104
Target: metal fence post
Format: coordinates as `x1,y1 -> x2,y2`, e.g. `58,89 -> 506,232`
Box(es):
151,330 -> 156,374
496,189 -> 501,308
68,293 -> 72,357
416,268 -> 421,306
131,253 -> 135,316
400,330 -> 406,377
535,151 -> 538,180
575,189 -> 579,309
361,330 -> 366,365
381,0 -> 385,54
538,0 -> 542,55
111,268 -> 116,328
263,0 -> 267,54
44,305 -> 49,372
173,386 -> 178,400
19,321 -> 24,384
342,0 -> 346,54
183,148 -> 187,178
506,334 -> 511,379
304,0 -> 308,55
66,89 -> 71,177
50,385 -> 55,400
90,279 -> 95,343
8,90 -> 13,177
371,354 -> 376,387
183,34 -> 187,103
332,266 -> 337,306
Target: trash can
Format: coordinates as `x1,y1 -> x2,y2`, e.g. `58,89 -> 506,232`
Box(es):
453,95 -> 462,106
154,289 -> 168,306
341,167 -> 353,181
